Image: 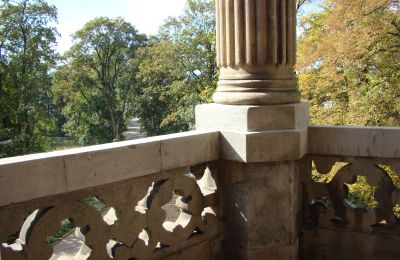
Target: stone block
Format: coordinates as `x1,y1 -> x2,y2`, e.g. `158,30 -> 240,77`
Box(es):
302,227 -> 400,260
0,156 -> 67,207
308,126 -> 400,158
196,102 -> 309,131
210,234 -> 225,259
161,130 -> 219,170
226,240 -> 298,260
221,161 -> 299,249
64,140 -> 162,191
165,240 -> 211,260
220,128 -> 307,163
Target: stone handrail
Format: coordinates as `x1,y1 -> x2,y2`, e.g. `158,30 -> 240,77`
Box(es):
0,130 -> 222,259
308,125 -> 400,158
0,130 -> 219,207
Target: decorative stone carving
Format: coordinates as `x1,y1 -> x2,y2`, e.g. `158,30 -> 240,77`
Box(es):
302,157 -> 400,232
213,0 -> 300,105
0,164 -> 221,259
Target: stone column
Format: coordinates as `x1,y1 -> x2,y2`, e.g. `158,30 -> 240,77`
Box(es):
214,0 -> 300,105
196,0 -> 308,259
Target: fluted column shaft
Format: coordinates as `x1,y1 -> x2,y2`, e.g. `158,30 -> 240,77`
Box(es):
214,0 -> 300,105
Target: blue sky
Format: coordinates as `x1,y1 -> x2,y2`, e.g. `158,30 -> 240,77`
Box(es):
47,0 -> 187,54
47,0 -> 322,54
302,0 -> 323,13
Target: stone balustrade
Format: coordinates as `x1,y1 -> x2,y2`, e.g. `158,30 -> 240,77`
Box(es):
2,126 -> 399,259
1,0 -> 400,258
301,126 -> 400,259
0,130 -> 222,259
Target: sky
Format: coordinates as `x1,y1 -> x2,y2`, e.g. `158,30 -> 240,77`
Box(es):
46,0 -> 322,55
302,2 -> 323,14
47,0 -> 187,54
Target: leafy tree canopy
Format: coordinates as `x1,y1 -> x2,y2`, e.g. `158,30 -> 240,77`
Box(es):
297,0 -> 400,126
133,0 -> 217,136
0,0 -> 59,157
53,17 -> 147,144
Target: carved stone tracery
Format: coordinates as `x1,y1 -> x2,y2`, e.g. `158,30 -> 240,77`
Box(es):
303,157 -> 400,232
0,164 -> 221,259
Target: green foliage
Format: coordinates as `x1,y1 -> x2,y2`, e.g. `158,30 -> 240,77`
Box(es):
46,219 -> 74,245
0,0 -> 59,157
52,137 -> 79,150
134,0 -> 217,136
312,164 -> 378,208
1,0 -> 216,154
52,63 -> 113,144
312,162 -> 399,210
298,0 -> 400,126
301,1 -> 399,211
53,17 -> 147,144
133,41 -> 195,135
346,176 -> 377,209
311,162 -> 347,183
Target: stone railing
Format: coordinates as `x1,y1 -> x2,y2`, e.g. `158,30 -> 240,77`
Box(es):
2,125 -> 400,260
2,0 -> 399,259
0,130 -> 223,259
300,126 -> 400,259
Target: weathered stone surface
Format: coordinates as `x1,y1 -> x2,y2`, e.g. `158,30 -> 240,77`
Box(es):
302,228 -> 400,260
196,103 -> 308,163
161,131 -> 219,170
0,157 -> 67,208
0,130 -> 219,207
213,91 -> 301,106
214,0 -> 300,105
220,128 -> 307,162
210,234 -> 225,259
220,161 -> 299,251
308,126 -> 400,158
196,102 -> 309,131
226,239 -> 298,260
64,140 -> 161,192
300,155 -> 400,259
0,164 -> 223,260
165,240 -> 211,260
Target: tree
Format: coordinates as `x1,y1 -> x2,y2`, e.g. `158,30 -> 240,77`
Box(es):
134,0 -> 217,136
297,0 -> 315,10
159,0 -> 217,97
53,17 -> 147,143
133,40 -> 198,135
297,0 -> 400,126
0,0 -> 59,157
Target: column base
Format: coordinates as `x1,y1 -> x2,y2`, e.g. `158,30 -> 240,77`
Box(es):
213,90 -> 301,105
196,103 -> 309,162
214,66 -> 300,105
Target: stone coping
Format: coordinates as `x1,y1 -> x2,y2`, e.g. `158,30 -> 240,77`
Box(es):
308,126 -> 400,159
2,125 -> 400,207
0,130 -> 219,207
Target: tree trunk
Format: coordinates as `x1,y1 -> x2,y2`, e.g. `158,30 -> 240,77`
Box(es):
109,109 -> 120,142
114,122 -> 119,142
